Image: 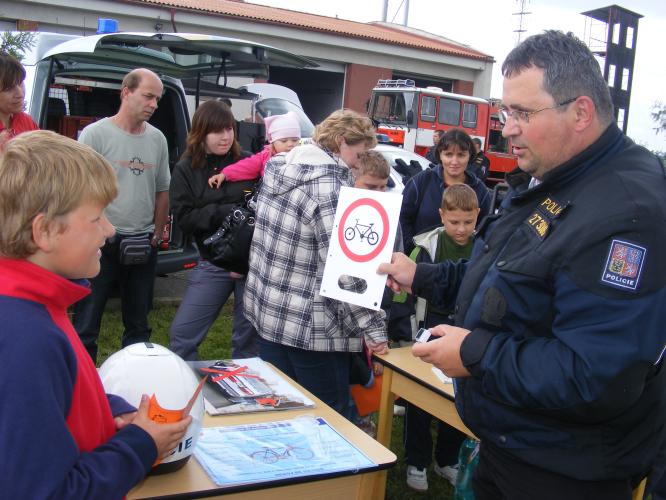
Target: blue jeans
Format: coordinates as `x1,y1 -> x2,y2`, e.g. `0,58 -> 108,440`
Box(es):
258,337 -> 352,419
73,233 -> 157,363
169,259 -> 257,360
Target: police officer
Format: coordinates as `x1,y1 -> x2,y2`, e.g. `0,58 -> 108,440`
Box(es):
425,129 -> 444,164
379,30 -> 666,500
468,137 -> 490,181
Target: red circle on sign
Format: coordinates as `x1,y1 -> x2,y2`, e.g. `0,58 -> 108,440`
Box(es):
338,198 -> 390,262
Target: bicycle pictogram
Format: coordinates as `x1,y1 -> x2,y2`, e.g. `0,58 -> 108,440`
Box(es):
250,444 -> 314,464
344,218 -> 379,246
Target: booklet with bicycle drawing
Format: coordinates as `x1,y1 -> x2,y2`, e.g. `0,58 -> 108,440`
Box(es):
188,357 -> 315,415
194,416 -> 376,487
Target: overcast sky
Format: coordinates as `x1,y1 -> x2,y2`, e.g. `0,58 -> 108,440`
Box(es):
247,0 -> 665,151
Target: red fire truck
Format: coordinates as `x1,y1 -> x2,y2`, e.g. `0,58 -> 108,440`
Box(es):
368,79 -> 517,182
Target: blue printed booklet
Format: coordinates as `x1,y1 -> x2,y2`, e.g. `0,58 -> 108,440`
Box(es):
194,416 -> 376,487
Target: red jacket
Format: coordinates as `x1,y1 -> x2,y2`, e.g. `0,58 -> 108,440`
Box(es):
0,111 -> 38,137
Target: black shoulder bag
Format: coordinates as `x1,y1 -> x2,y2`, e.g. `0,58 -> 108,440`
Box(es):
202,180 -> 262,275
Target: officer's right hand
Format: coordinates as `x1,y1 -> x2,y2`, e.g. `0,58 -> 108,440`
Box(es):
131,394 -> 192,459
377,252 -> 416,294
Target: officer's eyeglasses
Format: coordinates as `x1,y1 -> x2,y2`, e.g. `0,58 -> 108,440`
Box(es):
499,97 -> 579,125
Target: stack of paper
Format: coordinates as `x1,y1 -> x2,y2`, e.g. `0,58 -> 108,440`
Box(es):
188,358 -> 315,415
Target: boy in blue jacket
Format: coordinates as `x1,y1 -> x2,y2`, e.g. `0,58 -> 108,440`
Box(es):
0,131 -> 191,499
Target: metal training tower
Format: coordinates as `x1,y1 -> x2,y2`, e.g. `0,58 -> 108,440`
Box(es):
582,4 -> 643,133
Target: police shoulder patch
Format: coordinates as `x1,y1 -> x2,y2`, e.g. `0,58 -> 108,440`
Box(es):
600,239 -> 646,291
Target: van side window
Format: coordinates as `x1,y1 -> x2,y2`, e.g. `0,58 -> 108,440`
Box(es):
420,96 -> 436,123
462,103 -> 477,128
45,90 -> 68,133
438,98 -> 460,125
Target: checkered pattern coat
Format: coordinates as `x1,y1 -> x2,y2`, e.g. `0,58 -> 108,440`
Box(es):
244,144 -> 387,352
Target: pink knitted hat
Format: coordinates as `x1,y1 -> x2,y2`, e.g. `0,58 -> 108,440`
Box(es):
264,111 -> 301,142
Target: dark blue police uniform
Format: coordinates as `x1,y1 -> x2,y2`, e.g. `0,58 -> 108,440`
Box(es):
412,124 -> 666,493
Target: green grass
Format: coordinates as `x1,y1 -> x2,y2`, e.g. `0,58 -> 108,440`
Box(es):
384,419 -> 456,499
97,301 -> 234,366
97,302 -> 454,499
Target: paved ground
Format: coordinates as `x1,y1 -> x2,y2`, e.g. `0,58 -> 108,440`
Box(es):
154,270 -> 191,304
107,270 -> 191,310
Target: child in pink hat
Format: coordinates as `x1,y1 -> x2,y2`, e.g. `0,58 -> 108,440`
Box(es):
208,111 -> 301,188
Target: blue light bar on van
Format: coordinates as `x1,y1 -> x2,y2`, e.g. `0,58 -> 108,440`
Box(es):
376,79 -> 415,88
97,18 -> 119,34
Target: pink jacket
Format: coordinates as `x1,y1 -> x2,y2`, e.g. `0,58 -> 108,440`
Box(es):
223,145 -> 271,181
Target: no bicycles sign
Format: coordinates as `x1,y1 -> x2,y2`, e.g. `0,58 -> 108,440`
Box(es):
338,197 -> 389,263
321,187 -> 402,310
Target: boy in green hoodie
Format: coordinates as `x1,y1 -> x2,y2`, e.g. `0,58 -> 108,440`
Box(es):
401,183 -> 480,492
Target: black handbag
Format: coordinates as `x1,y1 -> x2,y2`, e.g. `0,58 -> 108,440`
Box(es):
202,181 -> 261,274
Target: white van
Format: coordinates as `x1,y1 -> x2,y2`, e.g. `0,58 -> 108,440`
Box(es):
20,31 -> 316,274
232,82 -> 315,151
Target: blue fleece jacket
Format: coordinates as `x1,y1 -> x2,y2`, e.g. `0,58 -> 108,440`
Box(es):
400,167 -> 491,253
0,259 -> 157,499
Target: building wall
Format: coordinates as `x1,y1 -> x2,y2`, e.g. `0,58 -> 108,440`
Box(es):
453,80 -> 474,96
343,64 -> 392,114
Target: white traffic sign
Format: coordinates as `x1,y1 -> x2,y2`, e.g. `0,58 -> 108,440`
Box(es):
320,186 -> 402,310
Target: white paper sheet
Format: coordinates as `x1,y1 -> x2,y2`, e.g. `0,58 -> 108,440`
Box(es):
432,366 -> 453,384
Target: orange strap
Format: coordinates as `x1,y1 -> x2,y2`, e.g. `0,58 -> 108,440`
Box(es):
200,365 -> 261,382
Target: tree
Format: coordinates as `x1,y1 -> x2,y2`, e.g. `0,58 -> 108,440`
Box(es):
652,101 -> 666,135
0,31 -> 36,61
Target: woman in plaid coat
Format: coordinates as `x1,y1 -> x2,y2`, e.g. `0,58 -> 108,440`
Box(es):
244,109 -> 389,418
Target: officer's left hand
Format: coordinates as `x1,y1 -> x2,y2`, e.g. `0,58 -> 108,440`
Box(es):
412,324 -> 471,377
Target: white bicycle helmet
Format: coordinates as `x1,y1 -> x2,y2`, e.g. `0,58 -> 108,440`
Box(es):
98,342 -> 205,474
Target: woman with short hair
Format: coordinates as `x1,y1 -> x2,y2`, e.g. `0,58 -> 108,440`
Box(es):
400,128 -> 492,253
0,52 -> 38,151
244,109 -> 389,418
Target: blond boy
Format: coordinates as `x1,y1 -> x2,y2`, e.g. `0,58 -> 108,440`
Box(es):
353,150 -> 390,191
0,131 -> 189,498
